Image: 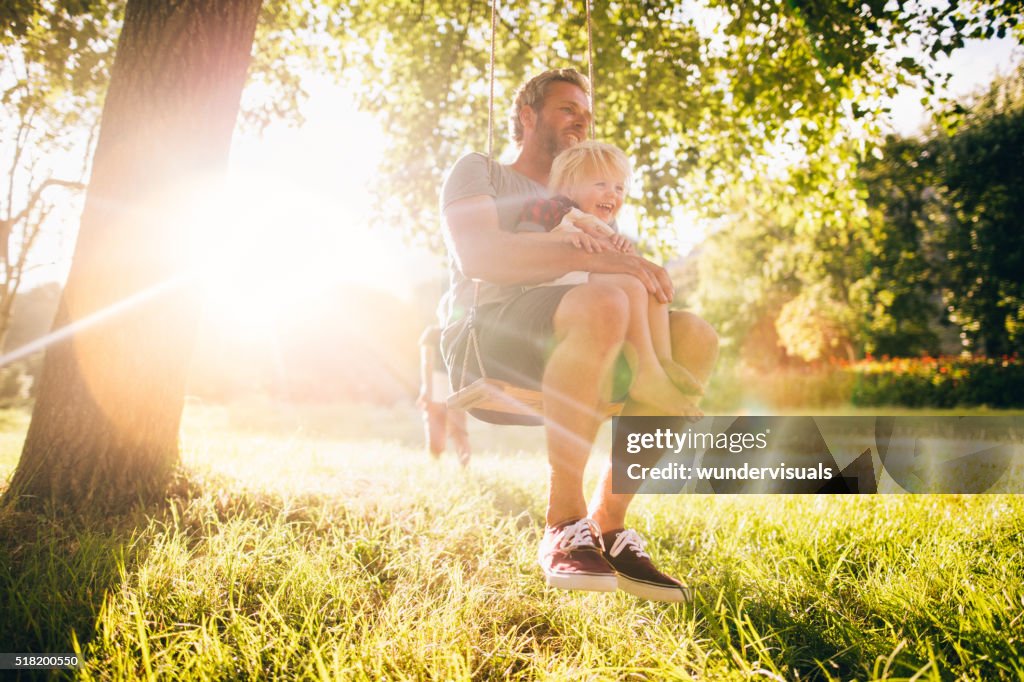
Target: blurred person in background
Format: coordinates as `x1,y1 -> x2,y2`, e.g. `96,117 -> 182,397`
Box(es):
418,325 -> 471,466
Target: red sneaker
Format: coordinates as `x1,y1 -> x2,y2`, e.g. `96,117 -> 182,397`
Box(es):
602,528 -> 691,602
538,518 -> 618,592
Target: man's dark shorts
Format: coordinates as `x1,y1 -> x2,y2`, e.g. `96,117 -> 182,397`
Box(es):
442,285 -> 572,392
441,286 -> 630,424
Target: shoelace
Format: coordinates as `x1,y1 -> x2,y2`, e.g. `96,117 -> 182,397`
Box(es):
608,529 -> 650,559
556,518 -> 602,551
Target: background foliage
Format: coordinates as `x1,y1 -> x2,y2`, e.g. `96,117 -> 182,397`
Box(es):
2,0 -> 1023,406
331,0 -> 1023,372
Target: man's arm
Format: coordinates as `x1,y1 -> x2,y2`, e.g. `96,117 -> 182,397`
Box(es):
444,195 -> 675,303
520,230 -> 609,254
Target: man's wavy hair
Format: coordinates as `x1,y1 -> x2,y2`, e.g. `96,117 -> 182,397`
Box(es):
509,69 -> 591,146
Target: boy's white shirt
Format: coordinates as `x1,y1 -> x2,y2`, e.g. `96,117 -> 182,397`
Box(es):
539,207 -> 616,288
550,207 -> 616,238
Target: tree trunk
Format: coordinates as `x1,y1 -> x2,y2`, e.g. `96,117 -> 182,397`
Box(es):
6,0 -> 263,513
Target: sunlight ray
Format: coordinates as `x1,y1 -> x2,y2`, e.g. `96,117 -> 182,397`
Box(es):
0,275 -> 189,369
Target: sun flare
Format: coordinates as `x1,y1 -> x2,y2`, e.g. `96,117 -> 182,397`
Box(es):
190,174 -> 349,335
188,86 -> 434,338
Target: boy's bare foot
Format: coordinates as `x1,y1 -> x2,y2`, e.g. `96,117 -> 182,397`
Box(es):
629,369 -> 704,417
662,360 -> 703,396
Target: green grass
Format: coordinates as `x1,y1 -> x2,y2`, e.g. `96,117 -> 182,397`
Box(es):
1,402 -> 1023,680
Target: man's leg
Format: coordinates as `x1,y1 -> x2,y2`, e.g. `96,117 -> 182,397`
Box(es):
587,311 -> 718,602
537,281 -> 630,592
542,280 -> 630,526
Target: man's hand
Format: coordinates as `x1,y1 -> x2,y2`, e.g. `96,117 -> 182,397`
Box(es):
445,194 -> 664,290
586,251 -> 675,303
560,208 -> 634,254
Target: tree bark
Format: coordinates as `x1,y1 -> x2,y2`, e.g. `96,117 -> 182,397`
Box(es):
6,0 -> 263,513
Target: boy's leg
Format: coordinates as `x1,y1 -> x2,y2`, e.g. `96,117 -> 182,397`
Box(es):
590,273 -> 701,416
448,408 -> 471,467
424,403 -> 447,458
668,310 -> 720,387
647,295 -> 673,361
591,310 -> 719,530
419,327 -> 446,458
648,296 -> 704,395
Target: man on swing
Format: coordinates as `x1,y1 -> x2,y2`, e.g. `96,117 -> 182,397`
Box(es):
439,69 -> 718,602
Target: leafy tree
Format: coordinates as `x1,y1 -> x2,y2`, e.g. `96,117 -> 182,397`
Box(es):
938,63 -> 1024,355
850,135 -> 946,356
959,0 -> 1024,43
696,184 -> 801,364
339,0 -> 537,249
705,59 -> 1024,364
338,1 -> 1011,248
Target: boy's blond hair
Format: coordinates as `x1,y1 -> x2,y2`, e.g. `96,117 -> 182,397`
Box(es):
549,141 -> 631,196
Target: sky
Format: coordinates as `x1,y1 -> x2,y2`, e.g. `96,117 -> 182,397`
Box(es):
885,36 -> 1021,136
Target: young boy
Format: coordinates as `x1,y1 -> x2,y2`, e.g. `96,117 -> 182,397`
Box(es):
516,141 -> 703,415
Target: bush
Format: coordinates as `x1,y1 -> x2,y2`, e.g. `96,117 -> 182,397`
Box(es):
704,355 -> 1024,410
849,355 -> 1024,408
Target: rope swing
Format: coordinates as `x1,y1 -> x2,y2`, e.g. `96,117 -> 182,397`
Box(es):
446,0 -> 622,425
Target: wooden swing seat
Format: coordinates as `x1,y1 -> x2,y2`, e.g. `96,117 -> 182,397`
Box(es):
447,377 -> 623,420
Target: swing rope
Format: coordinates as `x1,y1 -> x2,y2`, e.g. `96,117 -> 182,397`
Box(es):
451,0 -> 608,421
454,0 -> 501,395
585,0 -> 595,139
487,0 -> 498,162
455,0 -> 500,397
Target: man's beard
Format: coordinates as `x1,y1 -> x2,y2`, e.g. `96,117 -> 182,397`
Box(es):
537,119 -> 573,157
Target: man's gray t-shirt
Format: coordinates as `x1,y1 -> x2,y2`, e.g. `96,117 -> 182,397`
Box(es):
438,152 -> 549,332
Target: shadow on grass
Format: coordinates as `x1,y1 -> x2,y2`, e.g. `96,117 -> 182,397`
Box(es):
0,498 -> 156,681
468,470 -> 544,531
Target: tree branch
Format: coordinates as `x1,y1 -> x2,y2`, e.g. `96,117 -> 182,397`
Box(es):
1,177 -> 86,266
6,178 -> 87,230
